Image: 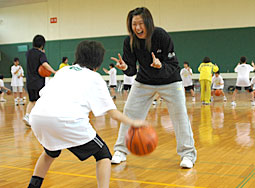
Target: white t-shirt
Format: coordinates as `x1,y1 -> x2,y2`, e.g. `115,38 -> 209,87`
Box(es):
235,64 -> 254,87
123,75 -> 135,85
108,68 -> 117,86
11,65 -> 24,87
0,79 -> 4,88
30,65 -> 116,151
180,68 -> 193,87
212,75 -> 224,89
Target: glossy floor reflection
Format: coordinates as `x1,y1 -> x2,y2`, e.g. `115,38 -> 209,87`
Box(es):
1,92 -> 255,187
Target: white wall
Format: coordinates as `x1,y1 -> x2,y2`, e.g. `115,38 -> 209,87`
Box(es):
0,0 -> 255,44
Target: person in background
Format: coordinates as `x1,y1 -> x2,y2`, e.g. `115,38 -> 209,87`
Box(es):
198,57 -> 219,105
11,57 -> 25,105
231,57 -> 255,106
59,57 -> 69,69
23,35 -> 56,126
103,64 -> 117,99
211,71 -> 227,102
0,74 -> 11,102
180,61 -> 195,102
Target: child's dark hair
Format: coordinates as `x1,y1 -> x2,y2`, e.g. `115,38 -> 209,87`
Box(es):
203,57 -> 211,63
240,56 -> 246,63
0,74 -> 3,79
109,63 -> 115,68
14,57 -> 19,62
74,41 -> 105,70
184,61 -> 189,66
33,35 -> 46,48
62,57 -> 68,62
215,71 -> 220,74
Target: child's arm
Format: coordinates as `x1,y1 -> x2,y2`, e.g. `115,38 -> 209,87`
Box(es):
1,86 -> 11,93
187,67 -> 192,75
198,64 -> 201,72
252,61 -> 255,70
107,109 -> 147,127
103,68 -> 109,74
234,63 -> 240,72
14,66 -> 21,75
42,62 -> 56,74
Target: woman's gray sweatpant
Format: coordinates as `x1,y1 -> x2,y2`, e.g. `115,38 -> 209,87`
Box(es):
114,81 -> 197,163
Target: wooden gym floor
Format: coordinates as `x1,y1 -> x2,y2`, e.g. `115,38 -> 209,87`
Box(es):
0,91 -> 255,188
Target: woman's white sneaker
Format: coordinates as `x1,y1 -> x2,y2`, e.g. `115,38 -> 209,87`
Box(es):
180,157 -> 193,168
111,151 -> 126,164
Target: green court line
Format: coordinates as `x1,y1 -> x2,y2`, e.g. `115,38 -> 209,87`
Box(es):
236,168 -> 255,188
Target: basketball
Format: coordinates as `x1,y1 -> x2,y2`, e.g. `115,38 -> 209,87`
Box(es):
215,89 -> 222,96
125,126 -> 158,156
6,89 -> 12,95
38,65 -> 51,77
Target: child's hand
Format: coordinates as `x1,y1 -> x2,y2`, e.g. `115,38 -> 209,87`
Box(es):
252,61 -> 254,67
131,120 -> 149,128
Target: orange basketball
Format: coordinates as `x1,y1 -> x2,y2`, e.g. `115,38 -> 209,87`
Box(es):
215,89 -> 222,96
6,89 -> 12,95
125,126 -> 158,156
38,65 -> 51,77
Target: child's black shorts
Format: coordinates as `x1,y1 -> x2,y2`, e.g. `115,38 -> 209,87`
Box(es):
123,84 -> 132,91
235,86 -> 253,92
27,89 -> 41,101
109,85 -> 116,88
184,85 -> 194,91
44,134 -> 112,161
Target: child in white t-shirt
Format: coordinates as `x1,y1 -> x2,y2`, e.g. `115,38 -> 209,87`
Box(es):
103,63 -> 117,99
11,57 -> 25,105
0,74 -> 11,102
180,62 -> 195,102
27,41 -> 147,188
232,57 -> 255,106
211,71 -> 227,102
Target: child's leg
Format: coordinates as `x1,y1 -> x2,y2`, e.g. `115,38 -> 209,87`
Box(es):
250,90 -> 254,101
0,92 -> 4,99
33,151 -> 55,177
204,80 -> 211,103
14,92 -> 18,99
28,151 -> 55,188
96,158 -> 111,188
200,80 -> 205,102
110,87 -> 116,97
19,87 -> 23,98
26,101 -> 36,114
190,89 -> 195,97
232,89 -> 238,101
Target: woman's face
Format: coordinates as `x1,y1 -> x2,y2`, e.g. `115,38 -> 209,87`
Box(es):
131,15 -> 147,39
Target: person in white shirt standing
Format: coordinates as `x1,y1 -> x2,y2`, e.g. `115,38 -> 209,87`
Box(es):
11,57 -> 25,105
103,63 -> 117,99
211,71 -> 227,102
232,56 -> 255,106
123,74 -> 135,100
180,62 -> 195,102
